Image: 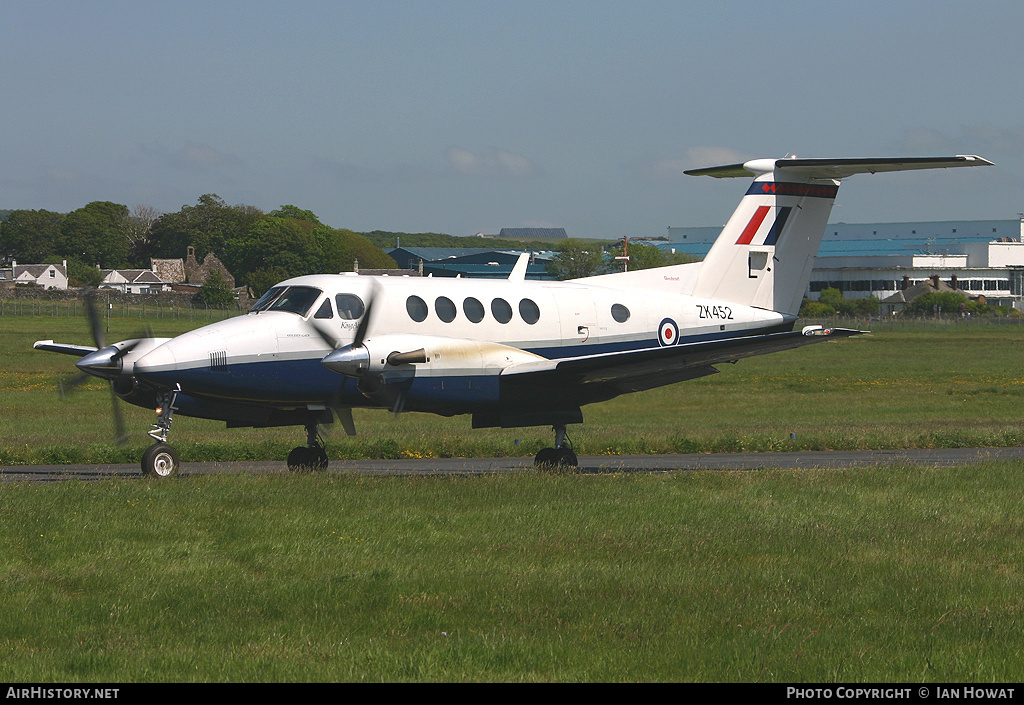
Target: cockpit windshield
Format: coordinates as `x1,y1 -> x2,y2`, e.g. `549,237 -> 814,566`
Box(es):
250,286 -> 323,316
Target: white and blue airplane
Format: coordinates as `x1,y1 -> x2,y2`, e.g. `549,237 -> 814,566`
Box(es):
35,155 -> 992,476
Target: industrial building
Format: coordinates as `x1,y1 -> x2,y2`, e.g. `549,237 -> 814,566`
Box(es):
663,218 -> 1024,309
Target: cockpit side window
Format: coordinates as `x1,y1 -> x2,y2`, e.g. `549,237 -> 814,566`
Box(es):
313,299 -> 334,319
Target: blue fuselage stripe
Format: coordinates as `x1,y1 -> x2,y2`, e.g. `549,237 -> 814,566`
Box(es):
138,325 -> 780,409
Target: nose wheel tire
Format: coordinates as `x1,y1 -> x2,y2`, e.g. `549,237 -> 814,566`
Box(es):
142,443 -> 180,478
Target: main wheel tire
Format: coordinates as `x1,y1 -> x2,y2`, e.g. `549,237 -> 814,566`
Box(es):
308,446 -> 329,472
287,446 -> 312,473
142,443 -> 179,478
534,447 -> 558,468
554,447 -> 578,469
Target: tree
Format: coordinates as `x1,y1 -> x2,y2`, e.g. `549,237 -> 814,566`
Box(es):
817,287 -> 844,312
547,239 -> 607,280
319,227 -> 396,272
60,201 -> 131,268
798,298 -> 836,318
0,209 -> 65,262
808,287 -> 879,317
224,216 -> 324,285
605,240 -> 696,271
904,291 -> 969,317
270,205 -> 321,225
246,267 -> 290,298
65,258 -> 103,287
194,269 -> 235,307
146,195 -> 263,263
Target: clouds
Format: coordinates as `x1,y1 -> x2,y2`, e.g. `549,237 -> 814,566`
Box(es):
313,146 -> 542,183
137,141 -> 245,172
2,2 -> 1021,237
444,146 -> 541,179
896,126 -> 1024,159
627,147 -> 751,183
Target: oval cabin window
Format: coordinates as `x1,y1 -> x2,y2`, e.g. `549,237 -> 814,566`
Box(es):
491,298 -> 513,324
435,296 -> 457,323
406,295 -> 428,322
519,298 -> 540,324
464,297 -> 485,323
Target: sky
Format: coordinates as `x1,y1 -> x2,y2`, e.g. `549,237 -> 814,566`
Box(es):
1,0 -> 1022,239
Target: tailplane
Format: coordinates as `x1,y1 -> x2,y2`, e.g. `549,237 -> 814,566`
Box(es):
687,155 -> 992,316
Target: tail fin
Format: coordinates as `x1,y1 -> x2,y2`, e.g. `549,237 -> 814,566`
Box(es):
687,156 -> 992,316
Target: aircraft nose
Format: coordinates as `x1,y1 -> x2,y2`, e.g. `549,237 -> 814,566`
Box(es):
133,343 -> 178,375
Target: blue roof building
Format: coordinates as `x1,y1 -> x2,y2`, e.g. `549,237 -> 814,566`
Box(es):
388,247 -> 557,280
663,219 -> 1024,307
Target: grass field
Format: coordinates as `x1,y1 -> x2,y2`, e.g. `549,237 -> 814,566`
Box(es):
1,309 -> 1023,681
1,311 -> 1023,464
0,466 -> 1022,682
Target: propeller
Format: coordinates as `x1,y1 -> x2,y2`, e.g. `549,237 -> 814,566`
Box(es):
303,282 -> 383,435
315,281 -> 425,419
58,290 -> 151,445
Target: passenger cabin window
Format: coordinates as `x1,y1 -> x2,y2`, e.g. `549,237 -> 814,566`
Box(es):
464,297 -> 485,323
250,286 -> 323,317
611,303 -> 630,322
519,298 -> 540,324
435,296 -> 457,323
406,295 -> 428,322
335,294 -> 365,320
491,298 -> 513,324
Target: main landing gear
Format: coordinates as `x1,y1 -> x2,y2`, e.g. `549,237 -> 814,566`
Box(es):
142,390 -> 181,478
287,423 -> 329,473
534,425 -> 578,470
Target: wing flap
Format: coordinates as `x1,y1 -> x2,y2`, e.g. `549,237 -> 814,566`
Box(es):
503,327 -> 865,392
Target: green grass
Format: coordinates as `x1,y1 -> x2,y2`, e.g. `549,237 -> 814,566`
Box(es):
2,312 -> 1023,464
3,310 -> 1024,681
0,466 -> 1022,682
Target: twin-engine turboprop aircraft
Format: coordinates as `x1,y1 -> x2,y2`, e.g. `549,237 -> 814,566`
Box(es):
35,155 -> 992,476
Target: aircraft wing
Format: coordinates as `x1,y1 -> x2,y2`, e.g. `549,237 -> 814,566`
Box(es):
33,340 -> 99,357
501,327 -> 864,400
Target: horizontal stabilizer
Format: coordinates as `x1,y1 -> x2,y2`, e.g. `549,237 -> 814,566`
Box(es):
685,155 -> 993,180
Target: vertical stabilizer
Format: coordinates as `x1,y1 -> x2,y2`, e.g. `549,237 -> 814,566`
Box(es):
685,155 -> 992,316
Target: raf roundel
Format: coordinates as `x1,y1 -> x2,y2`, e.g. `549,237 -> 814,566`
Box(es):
658,318 -> 679,346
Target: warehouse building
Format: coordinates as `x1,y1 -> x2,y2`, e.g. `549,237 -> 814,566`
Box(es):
664,218 -> 1024,309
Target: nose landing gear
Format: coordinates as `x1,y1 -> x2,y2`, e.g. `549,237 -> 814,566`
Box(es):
142,390 -> 180,478
287,423 -> 329,473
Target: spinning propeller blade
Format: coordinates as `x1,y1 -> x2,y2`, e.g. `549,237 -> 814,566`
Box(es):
58,290 -> 152,445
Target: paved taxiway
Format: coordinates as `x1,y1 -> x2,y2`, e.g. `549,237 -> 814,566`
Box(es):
2,446 -> 1024,483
